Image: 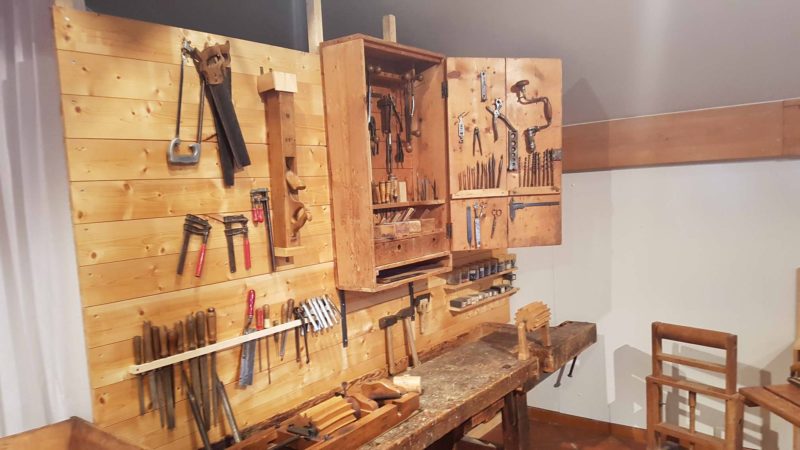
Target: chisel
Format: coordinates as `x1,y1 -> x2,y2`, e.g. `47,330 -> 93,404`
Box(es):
133,335 -> 145,416
256,307 -> 264,371
195,311 -> 211,430
142,321 -> 159,419
166,327 -> 178,429
207,308 -> 218,425
262,305 -> 271,384
181,368 -> 212,450
151,326 -> 167,428
279,299 -> 294,360
160,326 -> 175,429
186,314 -> 203,420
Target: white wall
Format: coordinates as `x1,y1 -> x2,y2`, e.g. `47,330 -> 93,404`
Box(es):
511,159 -> 800,449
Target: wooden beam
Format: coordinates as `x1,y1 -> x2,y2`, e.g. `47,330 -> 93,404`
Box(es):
563,99 -> 800,172
382,14 -> 397,42
306,0 -> 323,54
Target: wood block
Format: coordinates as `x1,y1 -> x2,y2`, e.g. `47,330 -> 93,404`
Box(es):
258,71 -> 298,94
274,246 -> 307,258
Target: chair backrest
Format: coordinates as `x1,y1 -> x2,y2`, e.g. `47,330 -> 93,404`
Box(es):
646,322 -> 743,450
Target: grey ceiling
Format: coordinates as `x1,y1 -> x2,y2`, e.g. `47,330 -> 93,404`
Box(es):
86,0 -> 800,124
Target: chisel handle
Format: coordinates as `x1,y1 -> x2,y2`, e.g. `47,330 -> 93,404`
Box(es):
195,243 -> 207,277
176,321 -> 184,353
134,335 -> 143,365
243,236 -> 251,270
187,314 -> 197,351
152,327 -> 161,361
160,326 -> 169,359
256,308 -> 264,330
143,321 -> 153,363
196,311 -> 207,347
246,290 -> 256,325
207,308 -> 217,345
385,327 -> 395,376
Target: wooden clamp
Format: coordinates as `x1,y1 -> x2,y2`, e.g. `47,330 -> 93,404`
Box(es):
514,301 -> 552,369
258,71 -> 310,260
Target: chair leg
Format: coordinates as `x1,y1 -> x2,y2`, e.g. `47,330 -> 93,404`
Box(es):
646,380 -> 662,450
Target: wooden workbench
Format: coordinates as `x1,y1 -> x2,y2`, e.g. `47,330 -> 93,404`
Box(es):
360,321 -> 597,450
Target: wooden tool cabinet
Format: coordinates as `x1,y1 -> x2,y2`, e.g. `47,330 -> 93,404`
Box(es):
321,35 -> 563,292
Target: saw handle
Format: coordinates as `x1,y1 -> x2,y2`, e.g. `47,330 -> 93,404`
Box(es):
207,308 -> 217,345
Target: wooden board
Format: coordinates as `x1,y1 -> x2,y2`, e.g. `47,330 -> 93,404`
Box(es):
507,194 -> 561,248
562,100 -> 796,172
449,197 -> 508,251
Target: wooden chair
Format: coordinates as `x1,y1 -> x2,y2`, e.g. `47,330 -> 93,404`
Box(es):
515,301 -> 553,370
646,322 -> 744,450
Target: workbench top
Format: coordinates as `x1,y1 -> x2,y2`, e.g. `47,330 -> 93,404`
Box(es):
360,321 -> 597,449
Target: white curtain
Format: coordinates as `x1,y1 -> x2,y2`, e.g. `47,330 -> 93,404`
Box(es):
0,0 -> 92,437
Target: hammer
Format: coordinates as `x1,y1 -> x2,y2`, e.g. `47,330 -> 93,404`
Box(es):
378,315 -> 398,375
396,307 -> 420,368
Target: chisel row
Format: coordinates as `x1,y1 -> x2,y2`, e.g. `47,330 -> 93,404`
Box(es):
457,154 -> 503,191
133,310 -> 240,447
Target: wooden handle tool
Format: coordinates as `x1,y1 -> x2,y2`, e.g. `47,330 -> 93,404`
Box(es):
206,308 -> 218,426
133,335 -> 145,416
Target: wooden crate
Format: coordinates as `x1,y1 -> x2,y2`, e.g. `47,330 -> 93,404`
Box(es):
0,417 -> 142,450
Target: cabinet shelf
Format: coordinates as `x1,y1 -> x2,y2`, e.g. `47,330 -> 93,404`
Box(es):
372,199 -> 445,211
443,267 -> 518,291
449,288 -> 519,314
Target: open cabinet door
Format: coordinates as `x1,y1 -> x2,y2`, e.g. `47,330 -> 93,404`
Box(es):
505,58 -> 563,247
445,57 -> 507,250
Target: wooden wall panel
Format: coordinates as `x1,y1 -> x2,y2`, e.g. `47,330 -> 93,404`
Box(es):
55,7 -> 513,450
563,100 -> 800,172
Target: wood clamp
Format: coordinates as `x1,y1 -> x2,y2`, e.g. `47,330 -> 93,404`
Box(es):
250,188 -> 277,271
176,214 -> 211,277
258,71 -> 310,259
221,214 -> 250,273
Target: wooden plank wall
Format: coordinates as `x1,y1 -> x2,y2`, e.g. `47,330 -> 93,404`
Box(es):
54,8 -> 511,450
562,99 -> 800,172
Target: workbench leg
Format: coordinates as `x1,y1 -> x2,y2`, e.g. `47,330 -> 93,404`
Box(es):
502,390 -> 530,450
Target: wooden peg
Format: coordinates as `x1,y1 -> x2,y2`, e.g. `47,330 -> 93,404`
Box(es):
382,15 -> 397,42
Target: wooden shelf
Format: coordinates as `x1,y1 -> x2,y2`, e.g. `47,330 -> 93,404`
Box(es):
375,250 -> 451,272
443,267 -> 518,291
372,199 -> 445,211
452,188 -> 508,200
449,288 -> 519,314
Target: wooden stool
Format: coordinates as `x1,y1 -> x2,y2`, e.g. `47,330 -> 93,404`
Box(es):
646,322 -> 744,450
514,301 -> 552,370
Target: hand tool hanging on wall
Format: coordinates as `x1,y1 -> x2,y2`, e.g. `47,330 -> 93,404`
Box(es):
294,307 -> 311,363
479,70 -> 488,102
379,315 -> 398,376
259,71 -> 312,254
206,308 -> 220,426
472,127 -> 482,156
416,295 -> 431,335
486,98 -> 520,172
167,40 -> 203,165
279,299 -> 294,360
396,307 -> 420,368
367,65 -> 381,156
184,40 -> 251,186
164,326 -> 177,429
186,314 -> 204,420
456,112 -> 466,144
142,322 -> 160,421
511,80 -> 553,154
176,214 -> 211,277
402,68 -> 423,147
239,290 -> 257,387
195,311 -> 211,430
222,214 -> 250,273
378,94 -> 402,173
151,326 -> 169,428
181,369 -> 212,450
261,305 -> 272,384
491,208 -> 502,239
509,198 -> 561,221
473,202 -> 486,249
250,188 -> 277,271
133,336 -> 145,416
255,306 -> 265,371
216,376 -> 242,442
466,206 -> 473,247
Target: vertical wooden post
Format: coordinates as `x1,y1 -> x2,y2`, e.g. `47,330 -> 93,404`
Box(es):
646,379 -> 662,450
501,390 -> 530,450
382,14 -> 397,42
306,0 -> 323,53
516,321 -> 529,361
